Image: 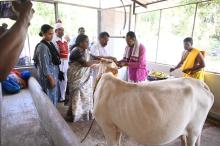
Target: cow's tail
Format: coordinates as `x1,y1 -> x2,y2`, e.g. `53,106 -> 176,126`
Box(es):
81,119 -> 95,143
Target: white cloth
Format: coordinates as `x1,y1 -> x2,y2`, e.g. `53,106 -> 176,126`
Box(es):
54,23 -> 63,30
90,42 -> 110,56
52,35 -> 69,100
90,42 -> 111,88
52,35 -> 66,53
124,40 -> 140,60
59,59 -> 68,100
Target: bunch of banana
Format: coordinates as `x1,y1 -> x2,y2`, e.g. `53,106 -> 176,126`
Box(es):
149,71 -> 168,79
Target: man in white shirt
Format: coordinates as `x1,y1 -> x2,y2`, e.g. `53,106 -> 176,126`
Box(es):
90,32 -> 112,57
69,27 -> 85,50
52,22 -> 69,102
90,32 -> 117,85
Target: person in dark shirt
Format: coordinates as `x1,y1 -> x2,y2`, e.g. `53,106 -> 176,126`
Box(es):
66,34 -> 99,122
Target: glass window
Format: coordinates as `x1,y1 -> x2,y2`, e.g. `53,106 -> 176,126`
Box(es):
136,11 -> 160,62
193,2 -> 220,73
0,18 -> 31,66
108,38 -> 127,60
0,18 -> 14,28
157,5 -> 196,65
58,4 -> 98,44
101,6 -> 130,60
28,2 -> 55,64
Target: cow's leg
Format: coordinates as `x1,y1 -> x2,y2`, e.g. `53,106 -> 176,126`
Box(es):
102,124 -> 120,146
195,135 -> 201,146
181,135 -> 187,146
186,135 -> 198,146
116,129 -> 122,146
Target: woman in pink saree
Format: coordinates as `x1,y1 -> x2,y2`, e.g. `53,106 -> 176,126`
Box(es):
118,31 -> 148,82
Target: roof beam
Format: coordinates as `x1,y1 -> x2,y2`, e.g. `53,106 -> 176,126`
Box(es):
145,0 -> 168,5
130,0 -> 147,8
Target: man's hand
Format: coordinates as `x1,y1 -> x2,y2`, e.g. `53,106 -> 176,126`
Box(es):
12,0 -> 34,23
117,61 -> 128,68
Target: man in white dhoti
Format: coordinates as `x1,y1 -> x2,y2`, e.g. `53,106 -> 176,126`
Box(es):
52,22 -> 68,102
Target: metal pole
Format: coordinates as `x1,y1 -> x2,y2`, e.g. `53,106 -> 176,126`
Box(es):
97,10 -> 101,35
130,0 -> 147,8
97,0 -> 101,35
128,5 -> 132,31
155,9 -> 162,63
133,1 -> 136,14
54,2 -> 58,22
27,33 -> 31,64
134,13 -> 137,32
109,36 -> 125,38
192,3 -> 198,37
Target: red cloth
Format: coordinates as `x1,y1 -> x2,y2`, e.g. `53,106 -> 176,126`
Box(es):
10,69 -> 27,88
56,40 -> 68,59
10,69 -> 21,78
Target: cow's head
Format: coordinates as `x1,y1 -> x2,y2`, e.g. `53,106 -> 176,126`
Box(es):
95,58 -> 119,77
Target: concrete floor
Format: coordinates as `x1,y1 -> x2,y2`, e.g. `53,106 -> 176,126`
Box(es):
1,90 -> 220,146
57,103 -> 220,146
1,90 -> 54,146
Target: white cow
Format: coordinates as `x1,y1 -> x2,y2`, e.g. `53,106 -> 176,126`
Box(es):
93,60 -> 214,146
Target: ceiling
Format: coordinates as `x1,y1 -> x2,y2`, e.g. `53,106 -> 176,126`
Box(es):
34,0 -> 204,10
52,0 -> 169,8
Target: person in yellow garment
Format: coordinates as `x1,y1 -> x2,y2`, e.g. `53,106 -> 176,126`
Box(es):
170,37 -> 205,81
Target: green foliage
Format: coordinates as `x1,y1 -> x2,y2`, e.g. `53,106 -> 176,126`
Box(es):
136,11 -> 160,38
136,0 -> 220,72
28,2 -> 55,36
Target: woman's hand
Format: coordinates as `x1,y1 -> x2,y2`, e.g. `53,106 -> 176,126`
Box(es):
92,60 -> 100,64
86,60 -> 100,67
182,69 -> 191,74
47,75 -> 56,89
170,67 -> 176,72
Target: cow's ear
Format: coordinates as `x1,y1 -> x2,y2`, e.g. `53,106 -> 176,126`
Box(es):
112,68 -> 118,75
